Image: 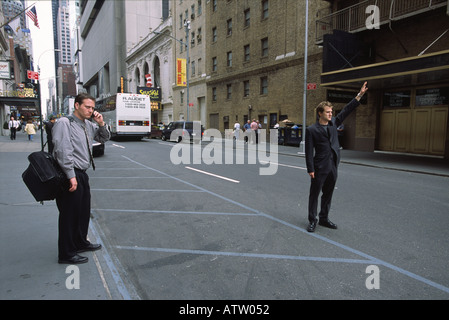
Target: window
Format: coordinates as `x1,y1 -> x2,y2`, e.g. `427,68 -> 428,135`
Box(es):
212,87 -> 217,101
244,9 -> 250,27
212,27 -> 217,42
260,76 -> 268,95
262,0 -> 269,19
191,60 -> 196,76
227,84 -> 232,100
227,19 -> 232,36
227,51 -> 232,67
261,38 -> 268,57
180,39 -> 184,52
212,0 -> 217,12
198,0 -> 202,15
191,32 -> 195,47
212,57 -> 217,72
243,81 -> 250,97
197,28 -> 202,44
244,45 -> 250,62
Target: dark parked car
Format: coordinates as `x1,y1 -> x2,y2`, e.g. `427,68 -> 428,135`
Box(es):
93,141 -> 105,157
161,121 -> 204,143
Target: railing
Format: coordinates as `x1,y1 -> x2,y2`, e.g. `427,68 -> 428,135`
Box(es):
316,0 -> 448,43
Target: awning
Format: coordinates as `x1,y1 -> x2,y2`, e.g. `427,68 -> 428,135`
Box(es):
0,97 -> 39,107
321,50 -> 449,88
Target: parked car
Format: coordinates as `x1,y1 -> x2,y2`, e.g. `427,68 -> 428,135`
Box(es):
93,141 -> 105,157
161,121 -> 204,143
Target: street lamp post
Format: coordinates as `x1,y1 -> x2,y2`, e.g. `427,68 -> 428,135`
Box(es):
154,20 -> 191,121
37,48 -> 60,151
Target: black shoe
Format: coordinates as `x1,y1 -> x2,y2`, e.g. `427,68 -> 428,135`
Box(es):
77,243 -> 102,253
58,254 -> 88,264
318,219 -> 338,229
307,221 -> 317,232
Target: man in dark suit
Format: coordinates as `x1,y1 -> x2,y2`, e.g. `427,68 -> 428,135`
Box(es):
305,82 -> 368,232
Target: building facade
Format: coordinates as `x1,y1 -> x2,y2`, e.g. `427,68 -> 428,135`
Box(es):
78,0 -> 449,158
318,0 -> 449,158
171,0 -> 207,124
0,0 -> 36,135
126,0 -> 172,125
205,0 -> 329,134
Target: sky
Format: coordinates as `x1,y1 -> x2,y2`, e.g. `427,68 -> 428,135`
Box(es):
26,0 -> 56,117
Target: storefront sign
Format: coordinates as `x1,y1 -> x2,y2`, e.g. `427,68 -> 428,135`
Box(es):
416,87 -> 449,106
0,83 -> 38,98
0,61 -> 11,79
137,87 -> 161,110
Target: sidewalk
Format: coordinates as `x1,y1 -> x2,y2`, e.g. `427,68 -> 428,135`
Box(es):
274,143 -> 449,177
1,131 -> 448,300
0,131 -> 121,300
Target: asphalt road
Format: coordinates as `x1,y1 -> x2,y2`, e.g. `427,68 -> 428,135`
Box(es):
89,138 -> 449,300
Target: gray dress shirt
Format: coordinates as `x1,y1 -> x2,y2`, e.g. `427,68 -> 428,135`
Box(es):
52,115 -> 110,179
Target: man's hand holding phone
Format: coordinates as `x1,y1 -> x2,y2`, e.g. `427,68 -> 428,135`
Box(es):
92,110 -> 105,127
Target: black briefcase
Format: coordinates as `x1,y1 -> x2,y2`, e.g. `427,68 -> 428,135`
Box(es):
22,151 -> 67,202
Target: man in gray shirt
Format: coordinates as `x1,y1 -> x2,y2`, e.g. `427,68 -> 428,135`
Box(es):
53,93 -> 110,264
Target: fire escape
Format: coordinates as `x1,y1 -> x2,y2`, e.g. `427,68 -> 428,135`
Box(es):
316,0 -> 448,44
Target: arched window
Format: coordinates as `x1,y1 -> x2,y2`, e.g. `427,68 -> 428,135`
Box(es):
153,57 -> 161,88
143,62 -> 150,85
135,67 -> 141,88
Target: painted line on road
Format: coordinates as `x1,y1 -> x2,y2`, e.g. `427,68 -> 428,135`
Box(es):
89,219 -> 134,300
115,245 -> 373,265
118,156 -> 449,295
185,166 -> 240,183
112,143 -> 126,149
259,160 -> 307,170
91,188 -> 204,193
90,176 -> 171,179
94,208 -> 258,216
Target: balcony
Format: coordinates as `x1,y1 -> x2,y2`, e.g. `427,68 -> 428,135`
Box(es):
316,0 -> 448,44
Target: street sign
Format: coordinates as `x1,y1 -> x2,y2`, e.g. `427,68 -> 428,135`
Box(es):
27,70 -> 39,80
307,83 -> 317,90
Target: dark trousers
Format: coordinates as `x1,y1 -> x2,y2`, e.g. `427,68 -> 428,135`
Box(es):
10,127 -> 16,140
308,164 -> 338,223
47,140 -> 54,154
56,169 -> 91,259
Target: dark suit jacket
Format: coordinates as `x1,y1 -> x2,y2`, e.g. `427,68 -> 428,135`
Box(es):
305,99 -> 360,174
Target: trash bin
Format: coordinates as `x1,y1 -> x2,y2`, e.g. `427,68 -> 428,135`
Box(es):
282,126 -> 302,146
277,127 -> 285,145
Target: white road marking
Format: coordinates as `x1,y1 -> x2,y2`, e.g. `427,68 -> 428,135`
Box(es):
185,166 -> 240,183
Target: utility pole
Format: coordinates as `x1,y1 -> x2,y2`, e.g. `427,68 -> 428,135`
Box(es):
300,0 -> 309,154
185,20 -> 191,121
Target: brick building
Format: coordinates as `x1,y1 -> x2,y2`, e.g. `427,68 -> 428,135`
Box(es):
205,0 -> 329,133
318,0 -> 449,158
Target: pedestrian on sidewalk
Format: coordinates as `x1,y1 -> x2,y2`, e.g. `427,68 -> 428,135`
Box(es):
305,82 -> 368,232
8,116 -> 19,140
251,119 -> 258,144
24,119 -> 36,141
52,93 -> 110,264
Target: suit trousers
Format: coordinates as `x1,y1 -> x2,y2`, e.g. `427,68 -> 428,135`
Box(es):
56,169 -> 91,259
308,163 -> 338,223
